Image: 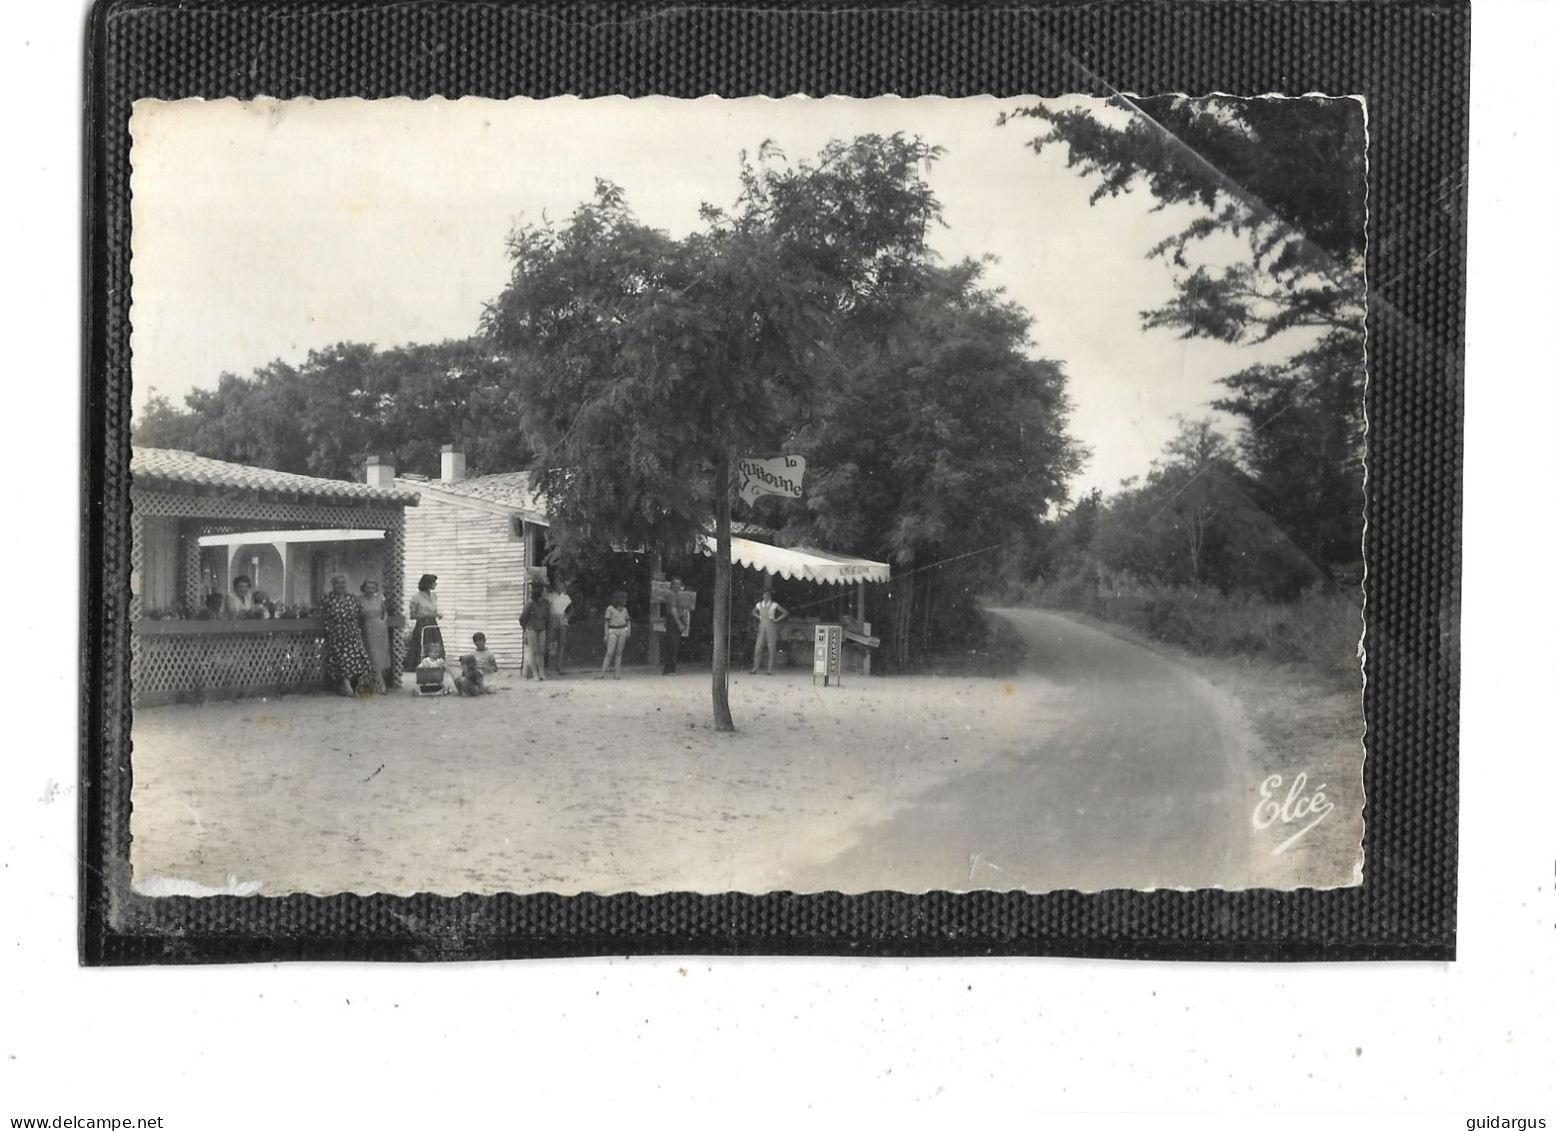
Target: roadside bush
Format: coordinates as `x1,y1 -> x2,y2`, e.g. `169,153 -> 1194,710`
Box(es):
881,580 -> 1025,677
899,607 -> 1025,678
1025,573 -> 1362,686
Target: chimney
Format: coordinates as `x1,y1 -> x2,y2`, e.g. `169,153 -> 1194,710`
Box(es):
440,444 -> 467,484
364,454 -> 396,489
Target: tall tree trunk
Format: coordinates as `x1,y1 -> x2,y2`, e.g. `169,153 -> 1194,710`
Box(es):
711,445 -> 735,732
894,571 -> 914,670
646,552 -> 663,668
922,571 -> 933,653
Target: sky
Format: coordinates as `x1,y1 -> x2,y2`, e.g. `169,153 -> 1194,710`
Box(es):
128,95 -> 1334,496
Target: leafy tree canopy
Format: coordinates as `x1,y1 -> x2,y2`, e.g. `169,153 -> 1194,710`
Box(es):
482,134 -> 947,565
770,257 -> 1084,573
482,134 -> 953,727
130,339 -> 532,480
1006,95 -> 1366,344
1008,95 -> 1368,575
1089,417 -> 1321,599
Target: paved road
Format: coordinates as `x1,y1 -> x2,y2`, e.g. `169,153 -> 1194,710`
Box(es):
790,608 -> 1260,893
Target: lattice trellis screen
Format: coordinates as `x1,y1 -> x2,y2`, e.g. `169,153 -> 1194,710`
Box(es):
136,624 -> 328,705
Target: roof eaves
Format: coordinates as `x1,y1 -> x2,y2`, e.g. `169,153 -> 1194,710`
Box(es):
399,479 -> 549,524
132,471 -> 419,506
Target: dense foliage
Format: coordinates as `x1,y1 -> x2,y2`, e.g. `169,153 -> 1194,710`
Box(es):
133,339 -> 531,480
1009,95 -> 1367,583
1080,418 -> 1320,599
1031,419 -> 1356,685
766,258 -> 1083,667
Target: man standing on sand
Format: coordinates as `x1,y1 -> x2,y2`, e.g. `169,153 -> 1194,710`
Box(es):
662,576 -> 690,675
750,587 -> 788,674
546,577 -> 573,674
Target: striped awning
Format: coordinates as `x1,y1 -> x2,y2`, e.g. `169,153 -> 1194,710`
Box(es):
700,536 -> 890,586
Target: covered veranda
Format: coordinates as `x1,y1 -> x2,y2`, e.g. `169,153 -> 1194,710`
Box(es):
129,447 -> 419,706
700,536 -> 889,673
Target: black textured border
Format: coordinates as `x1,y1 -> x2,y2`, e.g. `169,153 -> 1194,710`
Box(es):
82,0 -> 1466,963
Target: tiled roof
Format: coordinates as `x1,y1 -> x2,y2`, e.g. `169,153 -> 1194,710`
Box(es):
131,447 -> 421,505
424,471 -> 548,516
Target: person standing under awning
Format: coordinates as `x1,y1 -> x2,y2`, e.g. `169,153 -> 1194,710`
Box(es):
750,588 -> 789,674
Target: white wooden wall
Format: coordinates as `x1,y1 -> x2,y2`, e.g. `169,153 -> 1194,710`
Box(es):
402,496 -> 529,671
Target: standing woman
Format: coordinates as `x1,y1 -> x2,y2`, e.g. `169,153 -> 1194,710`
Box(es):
750,587 -> 789,674
404,573 -> 442,671
320,573 -> 372,697
358,578 -> 392,690
597,590 -> 631,680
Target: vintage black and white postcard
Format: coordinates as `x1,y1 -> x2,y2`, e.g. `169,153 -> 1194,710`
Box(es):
83,1 -> 1464,961
122,92 -> 1366,900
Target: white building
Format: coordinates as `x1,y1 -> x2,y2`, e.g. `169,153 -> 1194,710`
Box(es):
377,446 -> 547,672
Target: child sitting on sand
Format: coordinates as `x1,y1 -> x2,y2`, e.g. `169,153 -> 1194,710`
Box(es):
455,654 -> 487,696
416,642 -> 458,695
470,632 -> 499,676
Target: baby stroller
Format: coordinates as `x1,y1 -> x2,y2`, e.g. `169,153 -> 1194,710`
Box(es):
412,623 -> 448,696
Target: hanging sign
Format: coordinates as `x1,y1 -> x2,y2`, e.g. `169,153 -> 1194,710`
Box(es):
737,455 -> 806,505
649,581 -> 696,638
651,580 -> 698,610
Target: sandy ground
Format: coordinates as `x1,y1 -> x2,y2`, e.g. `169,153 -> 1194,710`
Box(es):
129,609 -> 1365,898
130,664 -> 1073,897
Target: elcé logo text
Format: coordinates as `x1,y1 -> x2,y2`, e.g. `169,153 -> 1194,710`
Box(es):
1251,772 -> 1335,855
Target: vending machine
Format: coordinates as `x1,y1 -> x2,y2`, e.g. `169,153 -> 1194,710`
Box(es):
813,623 -> 843,687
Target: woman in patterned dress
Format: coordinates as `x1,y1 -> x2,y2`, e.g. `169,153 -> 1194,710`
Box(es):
320,573 -> 372,696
